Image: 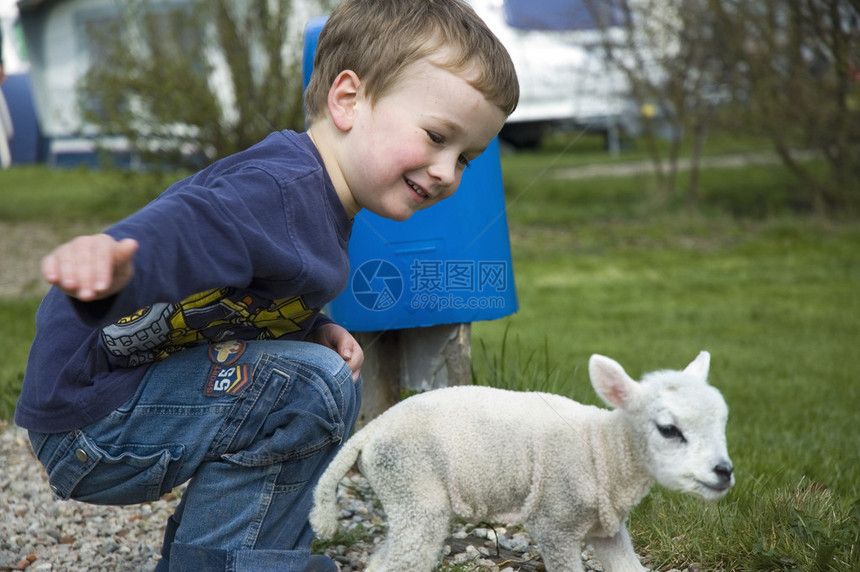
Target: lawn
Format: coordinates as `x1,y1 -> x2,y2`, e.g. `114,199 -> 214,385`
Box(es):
472,214 -> 860,570
1,138 -> 858,570
471,140 -> 860,570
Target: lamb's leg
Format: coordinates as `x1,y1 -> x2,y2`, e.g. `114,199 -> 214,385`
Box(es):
369,482 -> 452,572
365,538 -> 389,572
587,528 -> 648,572
529,530 -> 585,572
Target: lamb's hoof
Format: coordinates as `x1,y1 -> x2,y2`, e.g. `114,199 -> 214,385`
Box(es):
303,554 -> 338,572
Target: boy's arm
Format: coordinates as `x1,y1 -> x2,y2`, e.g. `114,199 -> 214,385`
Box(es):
41,234 -> 139,302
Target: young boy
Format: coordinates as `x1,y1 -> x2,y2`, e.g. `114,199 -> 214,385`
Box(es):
15,0 -> 518,571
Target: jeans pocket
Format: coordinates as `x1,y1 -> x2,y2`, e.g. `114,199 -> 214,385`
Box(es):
222,364 -> 347,468
45,430 -> 185,505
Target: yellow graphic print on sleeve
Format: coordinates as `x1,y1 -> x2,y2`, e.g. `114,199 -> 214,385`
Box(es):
101,287 -> 317,367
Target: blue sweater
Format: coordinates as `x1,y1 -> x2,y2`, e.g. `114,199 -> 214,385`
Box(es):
16,131 -> 352,433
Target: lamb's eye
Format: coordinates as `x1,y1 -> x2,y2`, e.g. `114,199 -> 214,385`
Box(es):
656,423 -> 686,443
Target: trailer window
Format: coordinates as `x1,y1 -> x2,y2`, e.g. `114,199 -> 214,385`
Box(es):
503,0 -> 627,31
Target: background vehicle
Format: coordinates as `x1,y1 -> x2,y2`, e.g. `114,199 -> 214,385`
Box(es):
468,0 -> 647,150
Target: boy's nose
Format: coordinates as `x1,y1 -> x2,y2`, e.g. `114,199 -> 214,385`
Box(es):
427,157 -> 459,188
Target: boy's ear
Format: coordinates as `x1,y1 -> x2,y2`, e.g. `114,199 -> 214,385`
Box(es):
327,70 -> 362,132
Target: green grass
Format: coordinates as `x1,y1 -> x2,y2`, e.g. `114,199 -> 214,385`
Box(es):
472,215 -> 860,570
0,298 -> 41,420
0,165 -> 177,222
2,144 -> 859,570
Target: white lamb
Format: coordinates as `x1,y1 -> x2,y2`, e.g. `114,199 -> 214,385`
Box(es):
310,351 -> 734,572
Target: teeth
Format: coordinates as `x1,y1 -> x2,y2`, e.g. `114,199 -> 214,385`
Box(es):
408,180 -> 428,198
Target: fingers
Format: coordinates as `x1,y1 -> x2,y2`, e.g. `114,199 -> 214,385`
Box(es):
41,234 -> 138,301
327,328 -> 363,382
341,340 -> 364,383
312,323 -> 364,383
41,236 -> 95,298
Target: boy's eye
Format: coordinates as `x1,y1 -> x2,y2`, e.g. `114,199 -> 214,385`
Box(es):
426,131 -> 444,144
426,130 -> 471,168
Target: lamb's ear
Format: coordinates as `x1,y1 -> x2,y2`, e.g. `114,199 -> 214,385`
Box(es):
589,354 -> 640,410
683,351 -> 711,380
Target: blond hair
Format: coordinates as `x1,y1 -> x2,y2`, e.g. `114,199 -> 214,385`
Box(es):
304,0 -> 519,124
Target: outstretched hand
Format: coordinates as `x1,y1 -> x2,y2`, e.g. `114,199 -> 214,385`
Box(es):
309,323 -> 364,383
41,234 -> 139,301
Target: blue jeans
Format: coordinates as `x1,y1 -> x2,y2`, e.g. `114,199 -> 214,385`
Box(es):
29,340 -> 362,572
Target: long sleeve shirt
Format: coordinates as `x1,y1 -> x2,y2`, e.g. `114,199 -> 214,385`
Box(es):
16,130 -> 352,433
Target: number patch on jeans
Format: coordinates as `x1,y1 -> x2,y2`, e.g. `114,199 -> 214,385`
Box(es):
204,364 -> 251,397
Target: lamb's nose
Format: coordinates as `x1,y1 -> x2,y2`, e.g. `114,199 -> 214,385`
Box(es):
713,462 -> 734,483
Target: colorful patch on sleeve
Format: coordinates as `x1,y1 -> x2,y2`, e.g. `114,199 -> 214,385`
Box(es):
204,364 -> 252,397
101,289 -> 317,368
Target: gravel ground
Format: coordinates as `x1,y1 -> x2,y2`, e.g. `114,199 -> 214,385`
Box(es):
0,422 -> 557,572
0,422 -> 175,571
2,419 -> 675,572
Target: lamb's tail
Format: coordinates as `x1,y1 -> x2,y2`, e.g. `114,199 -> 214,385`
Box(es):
309,425 -> 373,538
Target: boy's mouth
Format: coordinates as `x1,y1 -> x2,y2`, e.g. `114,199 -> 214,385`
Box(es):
406,178 -> 429,200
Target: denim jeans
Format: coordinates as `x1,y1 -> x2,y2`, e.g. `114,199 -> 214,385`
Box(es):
29,340 -> 362,572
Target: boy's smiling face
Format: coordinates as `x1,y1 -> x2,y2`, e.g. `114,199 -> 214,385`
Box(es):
327,54 -> 508,221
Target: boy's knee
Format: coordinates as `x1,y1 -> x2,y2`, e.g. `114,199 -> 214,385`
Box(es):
297,342 -> 351,380
294,343 -> 360,413
253,340 -> 351,390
